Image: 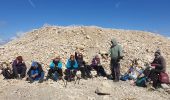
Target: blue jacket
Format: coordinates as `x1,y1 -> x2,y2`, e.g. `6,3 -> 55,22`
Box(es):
66,59 -> 78,69
49,61 -> 62,69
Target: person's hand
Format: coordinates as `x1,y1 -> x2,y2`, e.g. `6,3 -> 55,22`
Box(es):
31,74 -> 38,78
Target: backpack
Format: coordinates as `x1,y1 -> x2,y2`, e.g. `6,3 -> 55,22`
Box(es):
159,72 -> 170,84
136,77 -> 147,87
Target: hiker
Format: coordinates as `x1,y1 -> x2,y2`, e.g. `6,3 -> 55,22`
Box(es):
91,55 -> 107,77
1,62 -> 14,79
27,61 -> 44,83
120,59 -> 144,81
65,55 -> 78,81
75,52 -> 91,79
148,50 -> 167,88
46,56 -> 63,81
12,56 -> 27,79
107,38 -> 123,82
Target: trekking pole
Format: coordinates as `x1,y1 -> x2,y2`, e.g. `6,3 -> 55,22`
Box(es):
61,77 -> 67,88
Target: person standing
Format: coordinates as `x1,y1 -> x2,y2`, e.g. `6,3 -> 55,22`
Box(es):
108,38 -> 123,82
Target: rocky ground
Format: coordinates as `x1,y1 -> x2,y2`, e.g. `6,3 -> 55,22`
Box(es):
0,25 -> 170,100
0,75 -> 170,100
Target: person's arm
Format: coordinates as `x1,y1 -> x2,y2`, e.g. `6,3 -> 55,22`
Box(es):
31,70 -> 38,78
118,46 -> 124,59
58,61 -> 62,69
75,52 -> 78,60
49,62 -> 55,69
74,60 -> 78,69
160,57 -> 166,72
66,59 -> 70,69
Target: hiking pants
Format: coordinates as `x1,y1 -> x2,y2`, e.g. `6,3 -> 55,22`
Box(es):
111,59 -> 120,81
92,65 -> 107,77
13,65 -> 27,78
48,68 -> 63,77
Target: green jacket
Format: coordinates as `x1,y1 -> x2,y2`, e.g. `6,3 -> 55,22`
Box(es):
108,38 -> 123,60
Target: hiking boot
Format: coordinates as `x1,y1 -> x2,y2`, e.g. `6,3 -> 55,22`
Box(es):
27,77 -> 34,83
113,79 -> 119,82
39,79 -> 44,83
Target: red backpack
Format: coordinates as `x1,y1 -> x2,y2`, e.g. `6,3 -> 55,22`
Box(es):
159,72 -> 170,84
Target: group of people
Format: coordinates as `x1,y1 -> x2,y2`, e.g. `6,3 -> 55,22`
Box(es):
0,38 -> 169,89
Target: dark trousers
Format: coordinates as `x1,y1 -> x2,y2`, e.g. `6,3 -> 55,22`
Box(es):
13,65 -> 27,78
47,68 -> 63,77
148,69 -> 161,88
111,59 -> 120,81
29,72 -> 45,81
2,69 -> 13,79
92,65 -> 107,77
79,65 -> 91,78
65,69 -> 77,78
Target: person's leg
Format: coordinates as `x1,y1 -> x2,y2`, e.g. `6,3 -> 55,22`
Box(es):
20,65 -> 27,78
93,65 -> 100,75
84,65 -> 92,78
39,72 -> 45,83
65,69 -> 71,81
99,65 -> 107,77
79,66 -> 86,78
111,59 -> 116,80
73,69 -> 77,77
57,68 -> 63,77
12,66 -> 19,78
2,69 -> 12,79
115,63 -> 120,81
46,68 -> 54,80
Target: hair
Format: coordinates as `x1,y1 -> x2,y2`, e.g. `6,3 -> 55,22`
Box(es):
16,56 -> 23,62
70,55 -> 75,59
155,49 -> 161,55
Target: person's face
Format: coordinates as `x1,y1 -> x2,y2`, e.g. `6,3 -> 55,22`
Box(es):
54,58 -> 60,62
32,66 -> 36,69
155,53 -> 160,59
70,56 -> 74,60
78,54 -> 82,58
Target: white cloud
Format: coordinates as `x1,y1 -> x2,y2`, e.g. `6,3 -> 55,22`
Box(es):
10,31 -> 26,40
115,2 -> 120,8
168,37 -> 170,39
0,38 -> 6,45
28,0 -> 36,8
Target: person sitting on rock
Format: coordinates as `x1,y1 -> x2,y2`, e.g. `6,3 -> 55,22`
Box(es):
12,56 -> 27,79
90,55 -> 107,77
65,55 -> 78,81
27,61 -> 44,83
148,50 -> 167,89
46,56 -> 63,81
75,52 -> 91,79
1,62 -> 14,79
120,59 -> 144,81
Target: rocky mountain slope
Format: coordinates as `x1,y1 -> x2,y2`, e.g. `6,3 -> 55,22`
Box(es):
0,25 -> 170,100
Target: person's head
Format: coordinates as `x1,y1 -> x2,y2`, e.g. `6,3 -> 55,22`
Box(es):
54,56 -> 60,62
111,38 -> 118,46
78,53 -> 83,59
95,55 -> 100,60
132,59 -> 138,66
31,61 -> 38,69
154,49 -> 161,59
70,55 -> 75,61
16,56 -> 23,63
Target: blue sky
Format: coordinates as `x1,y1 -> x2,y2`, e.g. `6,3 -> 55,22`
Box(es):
0,0 -> 170,41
